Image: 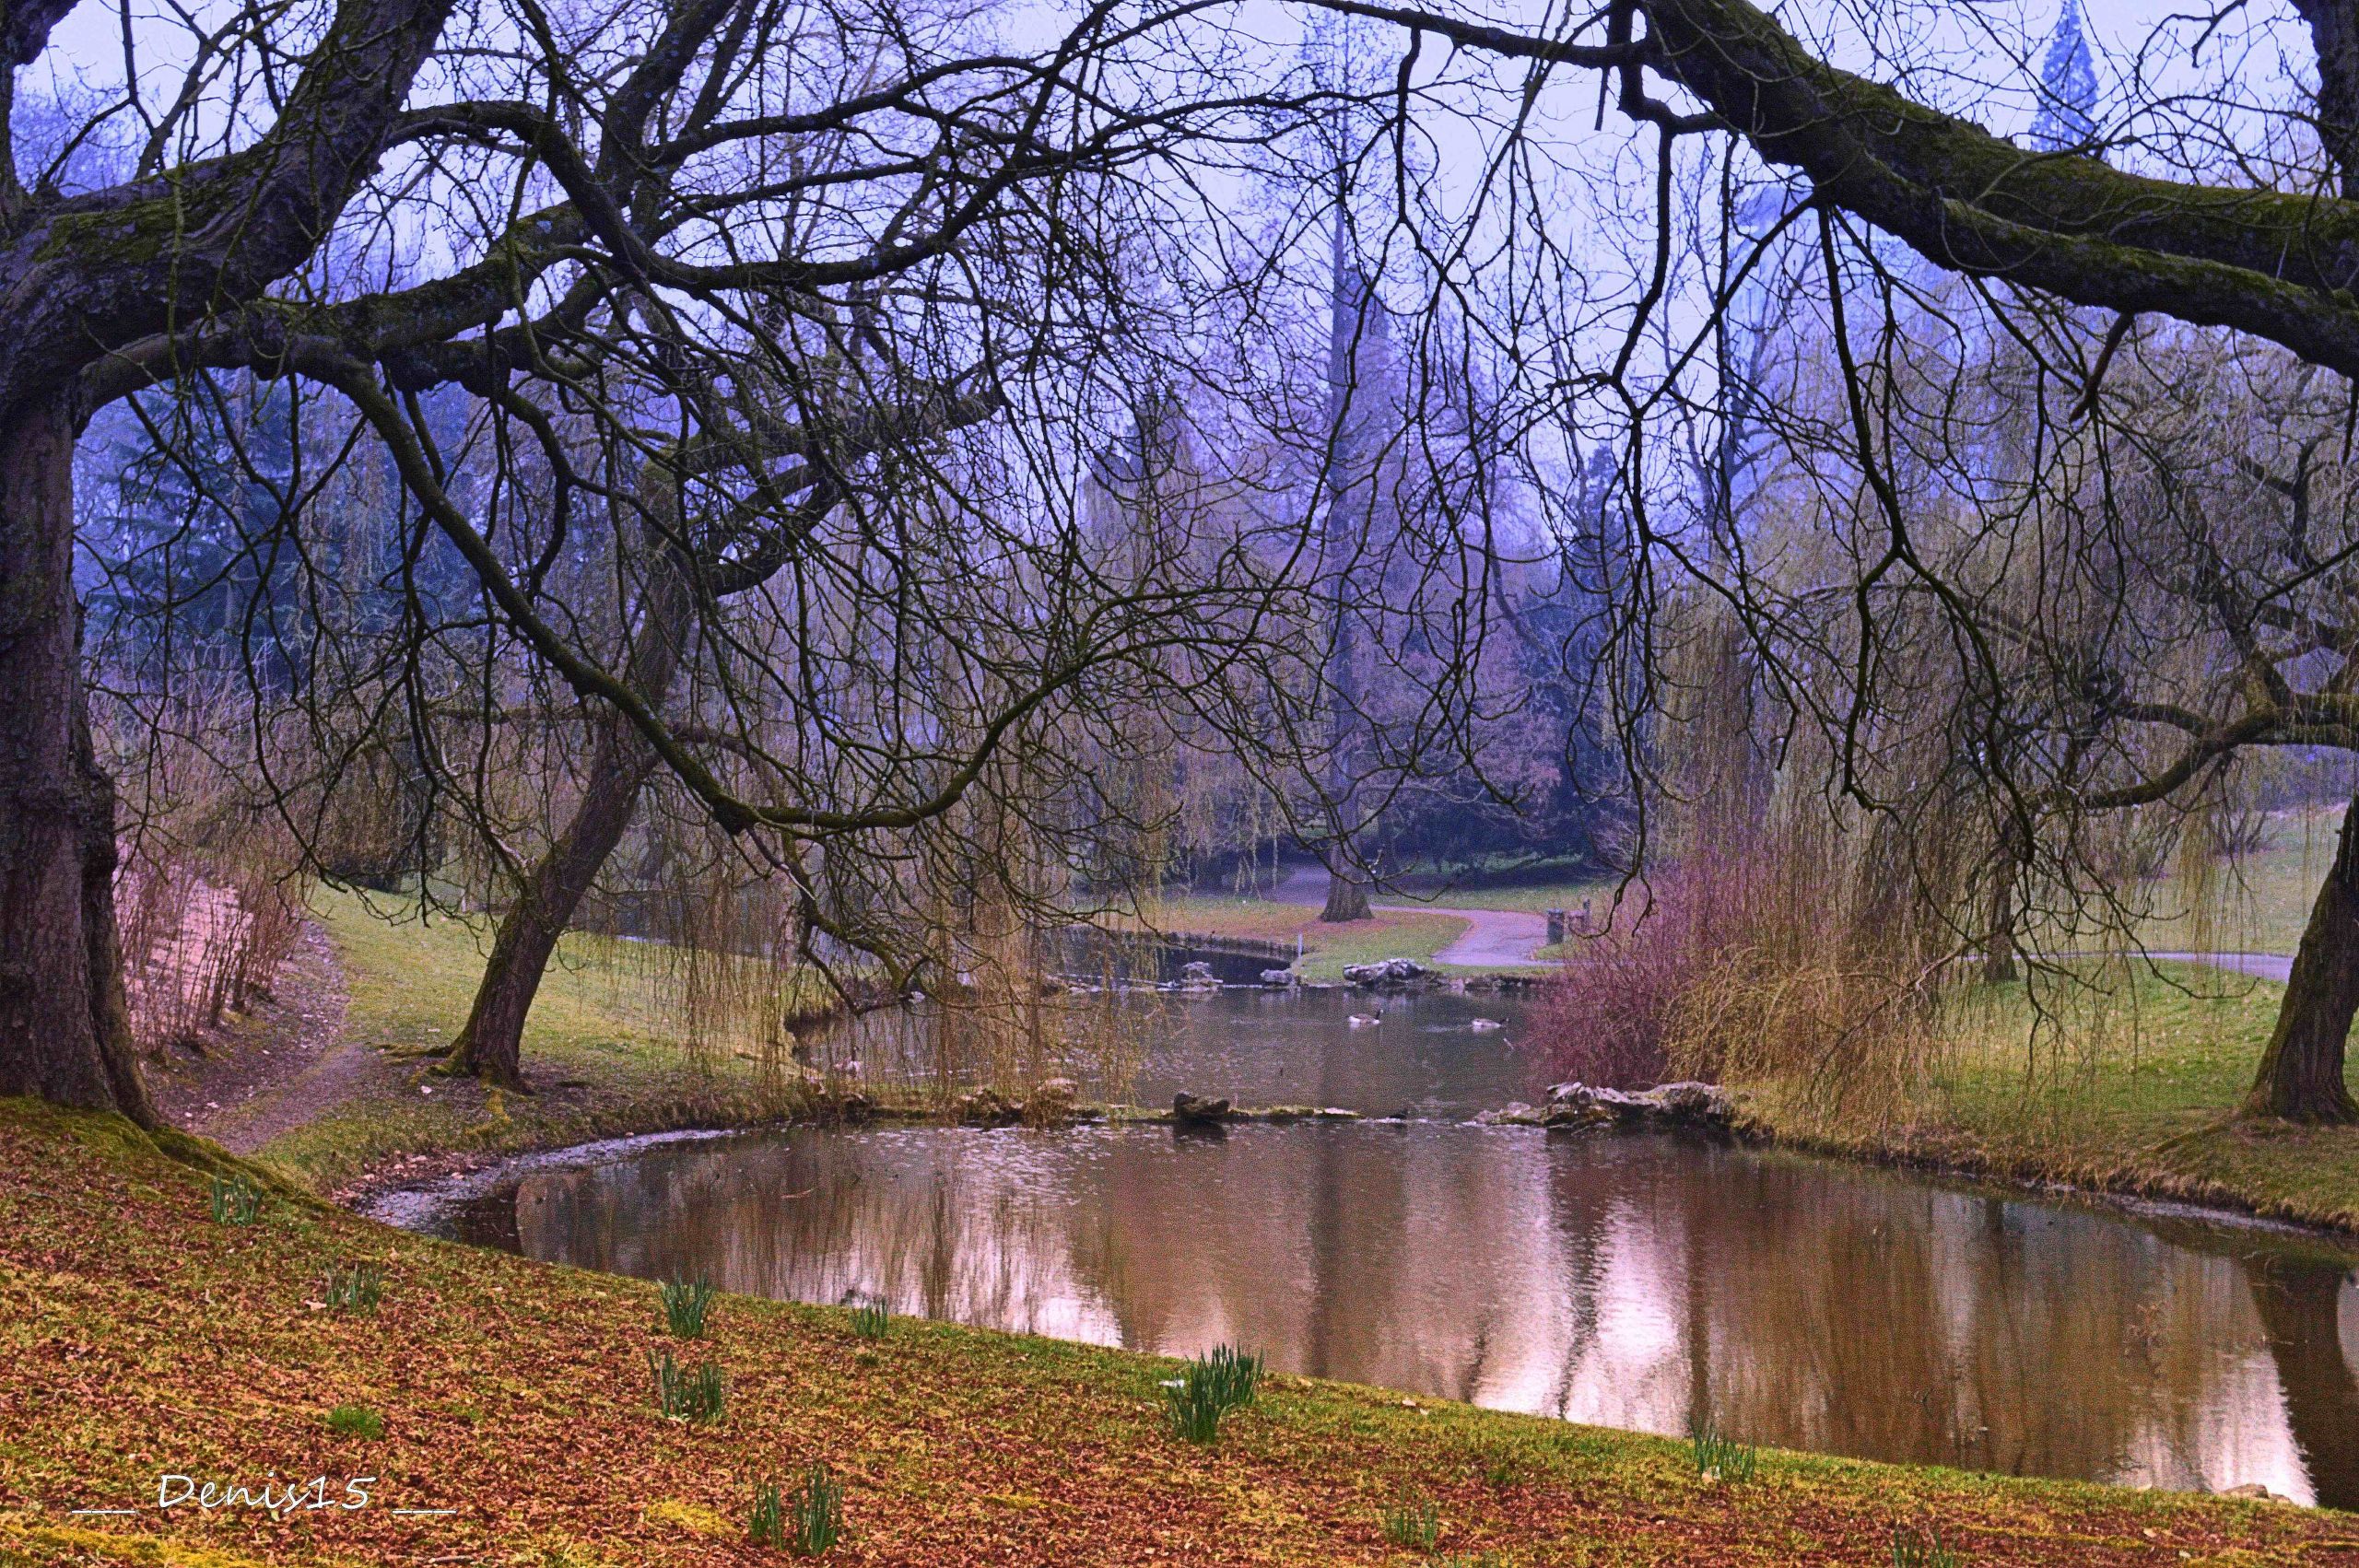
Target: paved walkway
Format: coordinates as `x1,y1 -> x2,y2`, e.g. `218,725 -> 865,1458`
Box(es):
2142,951 -> 2294,983
1273,866 -> 1551,967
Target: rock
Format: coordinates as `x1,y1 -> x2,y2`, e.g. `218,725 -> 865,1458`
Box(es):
1027,1077 -> 1081,1125
1473,1103 -> 1544,1128
1651,1081 -> 1735,1123
1180,960 -> 1219,986
1469,1017 -> 1505,1032
2221,1482 -> 2283,1502
1341,957 -> 1429,988
1346,1013 -> 1381,1028
956,1087 -> 1021,1127
1260,968 -> 1297,987
1540,1080 -> 1735,1130
1172,1091 -> 1232,1124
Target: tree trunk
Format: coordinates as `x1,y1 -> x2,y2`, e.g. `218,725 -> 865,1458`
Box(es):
1984,827 -> 2023,985
1320,868 -> 1371,923
0,402 -> 158,1126
446,538 -> 691,1089
2246,796 -> 2359,1123
445,740 -> 660,1089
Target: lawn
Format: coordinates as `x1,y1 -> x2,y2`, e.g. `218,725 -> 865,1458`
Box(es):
1143,894 -> 1475,980
3,1097 -> 2350,1566
1742,960 -> 2359,1233
252,889 -> 806,1193
2123,806 -> 2338,957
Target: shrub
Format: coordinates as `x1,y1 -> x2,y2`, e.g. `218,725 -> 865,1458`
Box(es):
848,1294 -> 889,1341
1529,819 -> 1948,1114
647,1348 -> 725,1424
661,1272 -> 716,1340
208,1174 -> 262,1226
323,1262 -> 384,1314
326,1403 -> 383,1439
1890,1524 -> 1963,1567
1379,1492 -> 1440,1551
1687,1415 -> 1757,1483
1525,883 -> 1684,1089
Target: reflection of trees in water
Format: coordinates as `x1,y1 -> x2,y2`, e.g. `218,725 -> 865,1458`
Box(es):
2245,1254 -> 2359,1508
1614,1155 -> 2330,1503
493,1128 -> 2357,1504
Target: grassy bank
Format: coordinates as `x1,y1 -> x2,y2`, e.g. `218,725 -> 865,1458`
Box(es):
4,1098 -> 2349,1566
1739,962 -> 2359,1233
254,890 -> 812,1193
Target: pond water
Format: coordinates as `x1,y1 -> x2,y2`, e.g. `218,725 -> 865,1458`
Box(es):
822,975 -> 1534,1120
395,989 -> 2359,1508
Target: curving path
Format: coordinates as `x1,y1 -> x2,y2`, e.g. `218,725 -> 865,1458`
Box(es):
1273,865 -> 1551,967
2142,951 -> 2294,984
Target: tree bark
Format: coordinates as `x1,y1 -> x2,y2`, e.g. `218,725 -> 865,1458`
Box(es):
446,537 -> 691,1089
0,402 -> 157,1125
1983,824 -> 2025,985
2247,796 -> 2359,1122
1320,868 -> 1372,923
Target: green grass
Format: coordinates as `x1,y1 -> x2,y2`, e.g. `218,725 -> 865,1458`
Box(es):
1142,893 -> 1475,979
1390,875 -> 1618,917
1744,961 -> 2359,1232
2,1098 -> 2343,1566
325,1402 -> 384,1439
2130,807 -> 2339,957
253,888 -> 808,1190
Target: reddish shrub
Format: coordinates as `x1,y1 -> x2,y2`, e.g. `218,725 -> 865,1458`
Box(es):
1526,874 -> 1744,1091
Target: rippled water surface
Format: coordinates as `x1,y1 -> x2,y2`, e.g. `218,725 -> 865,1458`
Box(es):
413,991 -> 2359,1507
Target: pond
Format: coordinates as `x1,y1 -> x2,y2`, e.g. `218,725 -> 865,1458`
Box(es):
819,971 -> 1534,1120
383,989 -> 2359,1509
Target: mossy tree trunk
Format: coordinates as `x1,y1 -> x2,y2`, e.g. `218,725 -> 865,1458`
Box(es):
2247,798 -> 2359,1123
0,402 -> 158,1126
0,0 -> 453,1126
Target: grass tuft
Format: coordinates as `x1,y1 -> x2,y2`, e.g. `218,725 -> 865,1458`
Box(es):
647,1347 -> 725,1424
660,1272 -> 716,1339
848,1293 -> 889,1341
1688,1413 -> 1758,1483
1379,1491 -> 1441,1551
325,1403 -> 383,1439
749,1463 -> 843,1555
323,1261 -> 383,1314
208,1173 -> 263,1226
1891,1523 -> 1964,1567
1160,1343 -> 1262,1444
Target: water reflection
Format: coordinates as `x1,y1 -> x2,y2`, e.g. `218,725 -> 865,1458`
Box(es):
444,1121 -> 2359,1507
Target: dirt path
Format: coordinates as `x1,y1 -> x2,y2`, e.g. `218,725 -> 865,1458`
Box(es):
1273,865 -> 1551,966
146,919 -> 377,1154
